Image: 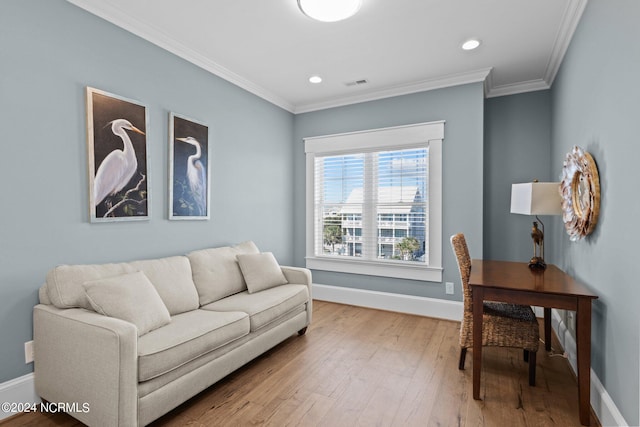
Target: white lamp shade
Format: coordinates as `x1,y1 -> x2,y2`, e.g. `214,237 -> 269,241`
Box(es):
510,182 -> 562,215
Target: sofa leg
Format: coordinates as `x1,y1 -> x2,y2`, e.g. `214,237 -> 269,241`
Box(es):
298,327 -> 308,336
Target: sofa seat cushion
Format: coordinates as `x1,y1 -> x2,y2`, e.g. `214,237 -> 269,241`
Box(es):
137,309 -> 249,382
201,284 -> 309,332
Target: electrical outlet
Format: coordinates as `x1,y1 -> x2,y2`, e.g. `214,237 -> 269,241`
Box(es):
24,341 -> 34,364
445,282 -> 454,295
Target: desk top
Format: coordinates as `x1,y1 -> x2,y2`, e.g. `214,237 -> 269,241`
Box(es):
469,259 -> 598,299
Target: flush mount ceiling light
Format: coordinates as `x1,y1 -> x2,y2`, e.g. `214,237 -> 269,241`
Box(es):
462,39 -> 481,50
309,75 -> 322,84
298,0 -> 362,22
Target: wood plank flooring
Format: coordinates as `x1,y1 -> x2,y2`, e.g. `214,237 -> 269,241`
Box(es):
2,300 -> 599,426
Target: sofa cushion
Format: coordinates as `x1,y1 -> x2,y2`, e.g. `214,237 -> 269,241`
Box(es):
138,309 -> 249,382
47,262 -> 134,309
84,271 -> 171,336
129,256 -> 199,315
201,284 -> 309,332
187,241 -> 260,305
237,252 -> 288,294
45,256 -> 199,315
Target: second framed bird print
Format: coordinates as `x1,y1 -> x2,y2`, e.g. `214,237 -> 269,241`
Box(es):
169,113 -> 210,220
86,87 -> 149,222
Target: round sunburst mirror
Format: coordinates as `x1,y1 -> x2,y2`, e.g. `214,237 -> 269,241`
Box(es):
560,146 -> 600,241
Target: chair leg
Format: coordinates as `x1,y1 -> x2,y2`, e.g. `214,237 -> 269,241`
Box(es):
459,347 -> 467,370
528,351 -> 537,386
524,349 -> 529,362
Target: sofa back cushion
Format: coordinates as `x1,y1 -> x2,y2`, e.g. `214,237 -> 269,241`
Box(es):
128,256 -> 199,315
45,256 -> 199,315
187,241 -> 259,305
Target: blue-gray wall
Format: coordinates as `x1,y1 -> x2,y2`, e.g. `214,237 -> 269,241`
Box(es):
483,91 -> 553,262
0,0 -> 294,383
549,0 -> 640,424
1,0 -> 636,424
293,83 -> 485,300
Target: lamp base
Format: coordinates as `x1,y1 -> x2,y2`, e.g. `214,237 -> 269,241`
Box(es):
528,257 -> 547,270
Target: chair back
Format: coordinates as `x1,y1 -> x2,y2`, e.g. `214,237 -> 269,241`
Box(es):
450,233 -> 473,313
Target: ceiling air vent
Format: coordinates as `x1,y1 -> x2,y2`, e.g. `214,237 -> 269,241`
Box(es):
345,79 -> 368,87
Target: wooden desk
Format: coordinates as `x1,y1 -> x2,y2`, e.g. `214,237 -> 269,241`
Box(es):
469,259 -> 598,426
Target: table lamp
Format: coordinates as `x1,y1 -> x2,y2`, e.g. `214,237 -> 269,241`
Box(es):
510,181 -> 562,269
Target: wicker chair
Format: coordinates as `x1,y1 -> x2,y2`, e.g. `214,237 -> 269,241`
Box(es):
450,233 -> 540,386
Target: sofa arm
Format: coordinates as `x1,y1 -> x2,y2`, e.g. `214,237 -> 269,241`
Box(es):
34,304 -> 138,427
280,266 -> 312,287
281,266 -> 313,326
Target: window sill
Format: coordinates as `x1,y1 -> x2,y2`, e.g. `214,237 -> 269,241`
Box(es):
305,256 -> 442,282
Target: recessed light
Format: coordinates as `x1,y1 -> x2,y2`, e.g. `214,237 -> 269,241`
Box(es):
462,39 -> 481,51
309,75 -> 322,84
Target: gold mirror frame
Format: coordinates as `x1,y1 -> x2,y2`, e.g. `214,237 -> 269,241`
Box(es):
560,146 -> 600,241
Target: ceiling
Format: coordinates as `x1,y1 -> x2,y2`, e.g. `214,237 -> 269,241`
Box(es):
67,0 -> 587,113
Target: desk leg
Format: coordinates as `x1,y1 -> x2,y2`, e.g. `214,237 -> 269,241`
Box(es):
472,288 -> 484,400
544,307 -> 552,351
576,298 -> 592,426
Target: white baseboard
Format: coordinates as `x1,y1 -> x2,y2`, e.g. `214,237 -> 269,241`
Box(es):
0,373 -> 40,421
312,283 -> 463,321
549,309 -> 627,427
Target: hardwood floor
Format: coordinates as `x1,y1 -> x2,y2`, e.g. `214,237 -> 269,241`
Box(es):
2,301 -> 599,426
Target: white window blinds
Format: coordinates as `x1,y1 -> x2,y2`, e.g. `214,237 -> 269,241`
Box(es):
313,148 -> 428,263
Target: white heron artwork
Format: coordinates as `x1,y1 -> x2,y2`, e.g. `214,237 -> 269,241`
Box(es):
170,113 -> 209,219
94,119 -> 145,206
176,136 -> 207,216
86,87 -> 148,222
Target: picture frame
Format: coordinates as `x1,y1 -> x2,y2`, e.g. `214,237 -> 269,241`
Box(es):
560,145 -> 601,241
86,87 -> 150,222
169,113 -> 210,220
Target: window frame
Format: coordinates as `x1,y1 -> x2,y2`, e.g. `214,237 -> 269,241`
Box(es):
304,121 -> 444,282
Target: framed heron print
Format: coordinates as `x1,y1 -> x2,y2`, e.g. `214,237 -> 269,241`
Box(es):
169,113 -> 210,220
86,87 -> 150,222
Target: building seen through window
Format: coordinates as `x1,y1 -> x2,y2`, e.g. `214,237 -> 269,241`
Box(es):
317,147 -> 427,263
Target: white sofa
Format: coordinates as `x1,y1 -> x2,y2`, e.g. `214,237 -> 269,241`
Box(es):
33,241 -> 312,426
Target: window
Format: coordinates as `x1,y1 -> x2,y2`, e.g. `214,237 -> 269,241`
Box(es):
305,121 -> 443,281
394,229 -> 407,238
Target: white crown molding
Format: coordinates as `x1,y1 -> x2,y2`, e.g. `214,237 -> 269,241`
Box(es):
483,68 -> 494,97
294,68 -> 493,113
485,78 -> 551,98
485,0 -> 587,99
67,0 -> 585,111
66,0 -> 295,112
543,0 -> 589,87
